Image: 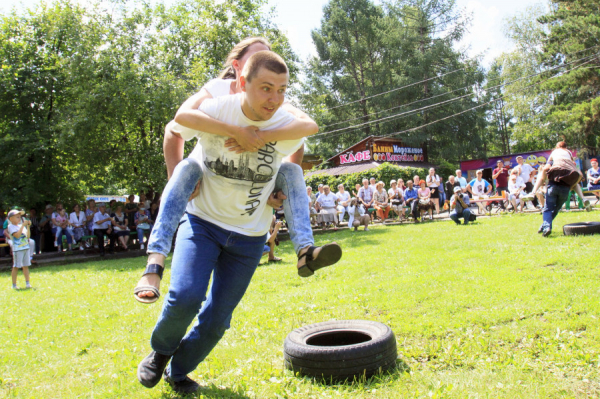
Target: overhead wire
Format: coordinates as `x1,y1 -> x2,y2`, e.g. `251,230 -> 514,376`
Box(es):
373,57 -> 596,142
318,44 -> 600,114
311,51 -> 598,140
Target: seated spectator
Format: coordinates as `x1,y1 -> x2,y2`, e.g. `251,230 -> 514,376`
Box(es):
358,179 -> 375,218
587,158 -> 600,201
140,193 -> 152,210
508,174 -> 526,212
262,217 -> 282,262
347,198 -> 370,231
315,184 -> 324,200
449,186 -> 472,225
109,199 -> 117,214
397,178 -> 406,192
373,181 -> 390,224
307,186 -> 318,226
369,177 -> 377,192
315,185 -> 338,230
52,207 -> 74,251
69,204 -> 87,250
403,180 -> 419,222
85,199 -> 97,235
388,180 -> 404,220
413,175 -> 421,188
336,184 -> 351,224
468,169 -> 492,214
112,205 -> 130,250
93,203 -> 116,255
135,204 -> 153,249
417,180 -> 434,220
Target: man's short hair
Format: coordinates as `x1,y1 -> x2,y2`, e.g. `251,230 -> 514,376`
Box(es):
476,169 -> 483,174
362,179 -> 368,183
242,51 -> 288,82
455,169 -> 461,174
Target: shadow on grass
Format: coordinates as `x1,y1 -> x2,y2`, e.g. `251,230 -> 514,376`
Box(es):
295,358 -> 411,388
159,383 -> 251,399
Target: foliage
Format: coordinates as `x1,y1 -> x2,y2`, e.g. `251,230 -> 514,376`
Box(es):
1,212 -> 600,398
304,162 -> 456,191
0,0 -> 297,210
300,0 -> 486,164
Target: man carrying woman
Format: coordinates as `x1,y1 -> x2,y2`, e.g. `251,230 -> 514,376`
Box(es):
137,46 -> 341,394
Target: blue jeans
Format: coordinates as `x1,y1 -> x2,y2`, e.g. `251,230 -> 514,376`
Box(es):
541,184 -> 570,231
147,158 -> 313,257
450,208 -> 471,225
137,227 -> 150,244
150,214 -> 265,381
52,227 -> 73,244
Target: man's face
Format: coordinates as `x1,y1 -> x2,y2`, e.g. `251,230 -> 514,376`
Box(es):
140,194 -> 146,201
307,187 -> 312,195
370,179 -> 376,185
363,181 -> 369,188
324,187 -> 330,195
407,182 -> 413,189
449,176 -> 455,183
456,171 -> 462,177
497,162 -> 503,169
241,67 -> 288,121
56,203 -> 63,211
339,186 -> 344,192
517,157 -> 524,165
30,209 -> 36,217
477,173 -> 483,180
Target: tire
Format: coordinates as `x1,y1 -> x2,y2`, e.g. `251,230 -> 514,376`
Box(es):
563,222 -> 600,236
283,320 -> 397,382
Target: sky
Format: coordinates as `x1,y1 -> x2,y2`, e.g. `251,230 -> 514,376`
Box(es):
267,0 -> 547,67
3,0 -> 547,67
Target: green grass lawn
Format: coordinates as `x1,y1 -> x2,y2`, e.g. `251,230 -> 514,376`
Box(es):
1,211 -> 600,398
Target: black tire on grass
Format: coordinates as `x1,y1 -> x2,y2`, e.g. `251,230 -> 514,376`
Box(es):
563,222 -> 600,236
283,320 -> 397,382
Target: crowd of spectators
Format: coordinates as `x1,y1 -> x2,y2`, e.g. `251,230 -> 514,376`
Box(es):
0,194 -> 159,258
304,160 -> 599,230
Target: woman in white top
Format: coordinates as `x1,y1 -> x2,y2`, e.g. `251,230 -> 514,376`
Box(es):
335,184 -> 351,224
69,203 -> 87,250
529,141 -> 590,210
426,167 -> 441,214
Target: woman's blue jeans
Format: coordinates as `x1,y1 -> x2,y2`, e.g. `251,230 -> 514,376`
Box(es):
150,213 -> 265,381
540,184 -> 570,231
147,158 -> 314,257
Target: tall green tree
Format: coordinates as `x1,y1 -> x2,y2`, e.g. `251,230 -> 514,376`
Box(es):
539,0 -> 600,155
0,0 -> 296,209
301,0 -> 485,165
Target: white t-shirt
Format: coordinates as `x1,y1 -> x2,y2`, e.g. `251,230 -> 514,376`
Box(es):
426,174 -> 440,187
509,178 -> 526,194
316,192 -> 337,208
336,191 -> 350,205
69,211 -> 86,227
517,163 -> 534,183
8,224 -> 29,251
549,148 -> 573,162
468,178 -> 490,196
179,94 -> 301,236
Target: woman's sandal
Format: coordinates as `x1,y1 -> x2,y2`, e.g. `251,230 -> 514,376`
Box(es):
134,264 -> 164,304
297,243 -> 342,278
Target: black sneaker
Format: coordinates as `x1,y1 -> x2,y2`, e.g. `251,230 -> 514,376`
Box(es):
542,228 -> 552,237
537,226 -> 544,234
164,370 -> 200,394
137,351 -> 171,388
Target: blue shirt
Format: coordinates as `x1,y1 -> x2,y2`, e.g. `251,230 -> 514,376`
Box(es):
456,176 -> 467,188
93,211 -> 112,230
403,187 -> 418,201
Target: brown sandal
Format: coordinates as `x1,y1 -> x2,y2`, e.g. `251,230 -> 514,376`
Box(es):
297,243 -> 342,278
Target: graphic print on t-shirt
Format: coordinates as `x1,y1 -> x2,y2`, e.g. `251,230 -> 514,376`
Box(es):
202,134 -> 277,186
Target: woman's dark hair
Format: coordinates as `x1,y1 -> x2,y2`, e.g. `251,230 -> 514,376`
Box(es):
218,37 -> 272,79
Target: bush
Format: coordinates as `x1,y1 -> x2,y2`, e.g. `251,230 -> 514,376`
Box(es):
304,162 -> 456,191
